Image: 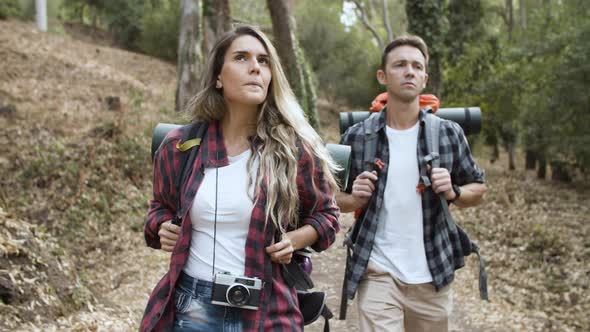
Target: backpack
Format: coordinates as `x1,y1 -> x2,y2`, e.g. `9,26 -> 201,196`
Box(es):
165,122 -> 334,331
424,112 -> 488,302
339,110 -> 488,319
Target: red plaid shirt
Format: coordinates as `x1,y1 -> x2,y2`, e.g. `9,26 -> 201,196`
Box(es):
140,121 -> 340,332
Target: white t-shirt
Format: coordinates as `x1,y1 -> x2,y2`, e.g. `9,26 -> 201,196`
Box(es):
370,122 -> 432,283
183,149 -> 258,281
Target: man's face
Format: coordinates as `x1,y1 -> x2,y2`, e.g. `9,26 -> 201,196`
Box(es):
377,45 -> 428,103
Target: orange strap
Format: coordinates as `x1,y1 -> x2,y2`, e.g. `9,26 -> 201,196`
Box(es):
369,93 -> 440,113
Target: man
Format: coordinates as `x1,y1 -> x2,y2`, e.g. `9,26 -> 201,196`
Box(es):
337,35 -> 486,332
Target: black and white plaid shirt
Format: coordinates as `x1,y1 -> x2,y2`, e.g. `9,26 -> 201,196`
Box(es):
340,109 -> 485,298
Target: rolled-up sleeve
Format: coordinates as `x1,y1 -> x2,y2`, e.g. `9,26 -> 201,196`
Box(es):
144,136 -> 179,249
449,122 -> 485,185
297,147 -> 340,252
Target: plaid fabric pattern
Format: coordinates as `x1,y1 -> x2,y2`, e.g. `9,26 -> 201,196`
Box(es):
141,121 -> 340,332
340,109 -> 485,298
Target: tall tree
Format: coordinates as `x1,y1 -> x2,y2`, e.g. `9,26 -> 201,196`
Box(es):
176,0 -> 203,112
505,0 -> 514,41
35,0 -> 47,31
267,0 -> 319,130
203,0 -> 231,56
519,0 -> 527,30
405,0 -> 446,97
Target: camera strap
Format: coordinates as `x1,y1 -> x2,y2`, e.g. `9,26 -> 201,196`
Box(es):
212,153 -> 219,280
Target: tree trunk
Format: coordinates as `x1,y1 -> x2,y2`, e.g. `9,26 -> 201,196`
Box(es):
203,0 -> 231,56
537,155 -> 547,179
176,0 -> 203,112
490,143 -> 499,163
267,0 -> 320,130
352,0 -> 384,50
519,0 -> 526,29
506,0 -> 513,41
35,0 -> 47,32
525,149 -> 536,170
381,0 -> 394,43
551,160 -> 572,182
430,56 -> 443,97
507,142 -> 516,170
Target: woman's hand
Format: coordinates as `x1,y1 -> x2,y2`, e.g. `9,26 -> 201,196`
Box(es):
265,233 -> 295,264
158,220 -> 180,252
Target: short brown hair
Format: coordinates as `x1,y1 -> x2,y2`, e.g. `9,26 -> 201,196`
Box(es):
381,35 -> 429,69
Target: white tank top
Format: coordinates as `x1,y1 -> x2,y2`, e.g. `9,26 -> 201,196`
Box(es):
183,149 -> 258,281
370,122 -> 432,283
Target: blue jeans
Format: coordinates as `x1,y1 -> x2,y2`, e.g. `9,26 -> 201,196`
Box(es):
173,272 -> 243,332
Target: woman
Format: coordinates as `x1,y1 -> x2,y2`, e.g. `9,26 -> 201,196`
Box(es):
140,25 -> 340,332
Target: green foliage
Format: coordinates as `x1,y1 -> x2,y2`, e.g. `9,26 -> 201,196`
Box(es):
405,0 -> 448,95
138,0 -> 180,62
58,0 -> 181,61
444,0 -> 590,175
0,0 -> 23,20
101,0 -> 144,49
406,0 -> 447,48
60,0 -> 178,58
230,0 -> 271,27
129,88 -> 145,108
296,1 -> 381,107
446,0 -> 484,62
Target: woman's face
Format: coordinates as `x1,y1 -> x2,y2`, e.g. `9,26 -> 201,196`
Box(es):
218,35 -> 272,110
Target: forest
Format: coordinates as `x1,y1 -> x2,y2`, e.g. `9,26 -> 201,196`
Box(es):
0,0 -> 588,331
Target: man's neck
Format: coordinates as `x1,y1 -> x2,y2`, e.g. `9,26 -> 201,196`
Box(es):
385,96 -> 420,130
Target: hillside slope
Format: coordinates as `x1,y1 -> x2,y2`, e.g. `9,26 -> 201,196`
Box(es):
0,20 -> 588,332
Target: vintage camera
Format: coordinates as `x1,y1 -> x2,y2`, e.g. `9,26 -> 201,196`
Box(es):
211,272 -> 263,310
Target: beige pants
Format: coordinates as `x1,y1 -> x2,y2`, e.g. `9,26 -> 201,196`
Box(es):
357,262 -> 452,332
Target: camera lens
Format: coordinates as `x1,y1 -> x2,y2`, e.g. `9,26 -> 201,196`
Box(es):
226,284 -> 250,306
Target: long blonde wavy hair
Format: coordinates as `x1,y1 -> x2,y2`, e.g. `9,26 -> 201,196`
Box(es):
185,25 -> 340,232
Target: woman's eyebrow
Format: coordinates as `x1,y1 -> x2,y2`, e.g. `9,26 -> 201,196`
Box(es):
232,50 -> 269,57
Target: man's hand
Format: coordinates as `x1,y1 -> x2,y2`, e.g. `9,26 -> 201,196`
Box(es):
429,166 -> 455,201
351,170 -> 378,206
336,171 -> 378,213
266,233 -> 295,264
158,220 -> 180,252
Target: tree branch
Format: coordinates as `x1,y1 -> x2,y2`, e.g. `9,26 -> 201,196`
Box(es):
351,0 -> 383,49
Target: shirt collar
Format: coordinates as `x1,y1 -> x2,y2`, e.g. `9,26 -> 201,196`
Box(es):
202,120 -> 229,168
374,107 -> 429,134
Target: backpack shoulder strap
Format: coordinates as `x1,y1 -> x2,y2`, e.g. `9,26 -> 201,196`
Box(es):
424,112 -> 442,168
423,113 -> 489,301
172,122 -> 208,225
423,113 -> 457,232
362,112 -> 381,171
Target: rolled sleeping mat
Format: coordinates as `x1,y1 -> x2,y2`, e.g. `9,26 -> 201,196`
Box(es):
339,107 -> 482,136
151,123 -> 352,191
151,123 -> 182,161
326,143 -> 351,191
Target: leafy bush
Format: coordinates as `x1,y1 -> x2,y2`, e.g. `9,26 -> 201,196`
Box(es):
0,0 -> 22,20
138,0 -> 180,63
